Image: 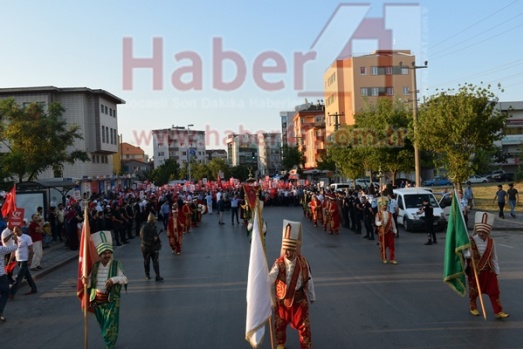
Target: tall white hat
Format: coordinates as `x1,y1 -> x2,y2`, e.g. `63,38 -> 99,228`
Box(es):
281,220 -> 303,255
91,230 -> 113,255
474,211 -> 495,235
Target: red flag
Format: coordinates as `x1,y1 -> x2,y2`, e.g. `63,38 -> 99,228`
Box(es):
1,184 -> 17,218
77,210 -> 99,311
217,176 -> 222,189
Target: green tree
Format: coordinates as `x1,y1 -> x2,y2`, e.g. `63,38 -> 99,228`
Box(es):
149,158 -> 180,186
0,99 -> 90,182
417,83 -> 508,188
281,144 -> 304,171
352,98 -> 413,180
207,158 -> 230,180
230,165 -> 250,182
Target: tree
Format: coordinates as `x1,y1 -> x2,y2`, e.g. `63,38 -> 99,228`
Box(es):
149,158 -> 180,186
207,158 -> 230,180
417,83 -> 508,188
0,99 -> 90,182
281,144 -> 304,172
352,98 -> 414,181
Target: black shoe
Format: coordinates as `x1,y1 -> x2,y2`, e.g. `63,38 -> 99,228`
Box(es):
368,238 -> 375,241
424,241 -> 432,245
123,240 -> 129,244
24,290 -> 37,296
433,240 -> 438,244
145,274 -> 151,280
363,235 -> 369,239
155,276 -> 164,282
116,242 -> 122,246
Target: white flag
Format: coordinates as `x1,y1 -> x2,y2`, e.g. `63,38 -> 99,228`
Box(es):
245,203 -> 273,347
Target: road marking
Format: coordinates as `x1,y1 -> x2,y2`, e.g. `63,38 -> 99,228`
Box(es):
498,243 -> 513,249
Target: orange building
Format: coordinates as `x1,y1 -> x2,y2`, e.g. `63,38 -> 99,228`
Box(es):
323,50 -> 415,138
292,102 -> 326,169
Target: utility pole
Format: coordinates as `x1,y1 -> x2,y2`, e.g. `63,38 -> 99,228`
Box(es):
401,60 -> 427,188
328,111 -> 344,131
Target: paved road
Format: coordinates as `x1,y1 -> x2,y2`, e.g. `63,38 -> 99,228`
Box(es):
2,206 -> 523,348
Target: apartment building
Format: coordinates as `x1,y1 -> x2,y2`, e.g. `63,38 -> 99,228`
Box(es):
226,132 -> 281,176
323,50 -> 415,139
152,126 -> 206,169
0,86 -> 125,179
292,102 -> 326,169
496,101 -> 523,172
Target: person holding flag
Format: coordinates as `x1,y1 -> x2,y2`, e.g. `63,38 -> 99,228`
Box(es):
466,212 -> 509,319
269,220 -> 315,349
84,230 -> 128,348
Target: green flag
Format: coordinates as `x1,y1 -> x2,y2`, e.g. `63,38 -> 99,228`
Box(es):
443,190 -> 470,296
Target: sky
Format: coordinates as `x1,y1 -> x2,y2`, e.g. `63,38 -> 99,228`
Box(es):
1,0 -> 522,159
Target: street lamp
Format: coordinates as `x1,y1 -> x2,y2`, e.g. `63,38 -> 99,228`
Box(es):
187,124 -> 194,182
400,60 -> 428,188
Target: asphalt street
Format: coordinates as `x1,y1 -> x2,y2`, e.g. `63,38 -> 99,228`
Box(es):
2,206 -> 523,349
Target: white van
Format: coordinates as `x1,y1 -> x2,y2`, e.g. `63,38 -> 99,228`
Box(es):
330,182 -> 352,191
393,188 -> 447,232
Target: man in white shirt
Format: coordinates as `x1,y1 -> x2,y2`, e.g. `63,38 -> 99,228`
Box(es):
9,226 -> 37,299
0,231 -> 18,321
1,226 -> 16,284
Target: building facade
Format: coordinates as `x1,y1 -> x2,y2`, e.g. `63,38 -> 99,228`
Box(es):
152,126 -> 206,169
496,101 -> 523,172
323,50 -> 415,139
0,86 -> 125,179
292,102 -> 326,170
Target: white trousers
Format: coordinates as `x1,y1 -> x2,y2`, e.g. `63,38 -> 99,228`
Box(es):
31,240 -> 43,268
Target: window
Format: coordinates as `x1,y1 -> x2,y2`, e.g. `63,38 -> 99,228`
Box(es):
361,88 -> 368,96
371,66 -> 378,75
385,66 -> 393,75
110,108 -> 113,117
401,67 -> 409,75
360,67 -> 366,75
104,106 -> 108,114
386,87 -> 394,96
371,88 -> 379,96
158,151 -> 164,157
102,126 -> 105,143
403,87 -> 410,95
100,105 -> 104,113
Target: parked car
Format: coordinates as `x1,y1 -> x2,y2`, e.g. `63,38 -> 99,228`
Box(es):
466,175 -> 488,184
486,170 -> 505,181
393,188 -> 447,232
492,172 -> 515,182
421,177 -> 452,186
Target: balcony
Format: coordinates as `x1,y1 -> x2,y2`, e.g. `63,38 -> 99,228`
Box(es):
314,120 -> 326,128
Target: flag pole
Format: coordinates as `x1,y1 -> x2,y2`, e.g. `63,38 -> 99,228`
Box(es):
82,204 -> 89,349
470,249 -> 487,320
454,188 -> 487,320
255,201 -> 275,349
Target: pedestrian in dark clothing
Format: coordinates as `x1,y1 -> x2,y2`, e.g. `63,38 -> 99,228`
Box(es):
419,198 -> 436,245
493,184 -> 508,219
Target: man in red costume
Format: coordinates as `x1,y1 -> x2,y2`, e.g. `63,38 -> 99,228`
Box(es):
467,211 -> 509,319
323,195 -> 340,234
308,194 -> 322,227
269,221 -> 315,349
167,203 -> 183,255
181,199 -> 192,233
375,197 -> 398,264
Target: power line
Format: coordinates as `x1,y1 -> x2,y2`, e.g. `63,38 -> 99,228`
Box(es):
429,0 -> 518,50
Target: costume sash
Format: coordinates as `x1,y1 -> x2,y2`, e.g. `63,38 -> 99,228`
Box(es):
377,211 -> 393,236
275,256 -> 309,307
470,237 -> 494,271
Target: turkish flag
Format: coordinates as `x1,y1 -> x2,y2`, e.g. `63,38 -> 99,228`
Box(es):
1,184 -> 16,218
77,210 -> 99,311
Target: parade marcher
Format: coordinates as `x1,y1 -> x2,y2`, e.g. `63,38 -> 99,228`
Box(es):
0,232 -> 17,321
419,198 -> 436,245
9,226 -> 37,299
466,212 -> 509,319
182,199 -> 193,231
29,214 -> 44,270
375,197 -> 398,264
309,194 -> 323,227
86,231 -> 128,349
269,221 -> 315,349
1,225 -> 16,285
167,203 -> 183,255
325,194 -> 340,234
388,193 -> 399,238
361,196 -> 375,240
139,213 -> 164,281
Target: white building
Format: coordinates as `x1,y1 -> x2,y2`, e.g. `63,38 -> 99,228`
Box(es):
0,86 -> 125,179
496,101 -> 523,171
226,132 -> 281,176
152,126 -> 206,169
